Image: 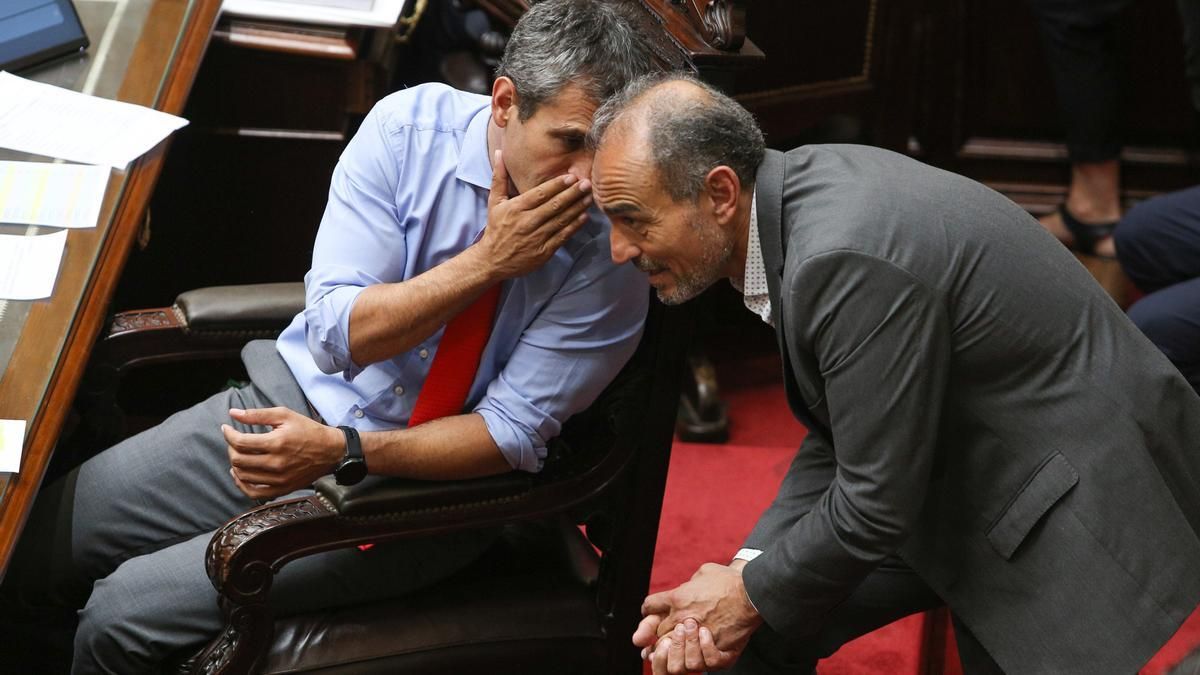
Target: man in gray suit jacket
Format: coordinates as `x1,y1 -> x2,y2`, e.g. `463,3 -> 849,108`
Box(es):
588,73 -> 1200,674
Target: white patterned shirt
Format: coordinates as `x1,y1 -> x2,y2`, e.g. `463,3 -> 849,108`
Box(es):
735,193 -> 773,326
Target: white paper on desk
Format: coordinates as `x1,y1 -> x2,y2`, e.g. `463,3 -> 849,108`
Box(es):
0,161 -> 110,229
0,230 -> 68,300
222,0 -> 407,28
0,72 -> 189,170
0,419 -> 26,473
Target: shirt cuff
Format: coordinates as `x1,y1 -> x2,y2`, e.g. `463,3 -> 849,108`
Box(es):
733,548 -> 763,562
733,549 -> 763,615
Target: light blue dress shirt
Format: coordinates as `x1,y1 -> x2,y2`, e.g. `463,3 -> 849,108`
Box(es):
275,83 -> 648,473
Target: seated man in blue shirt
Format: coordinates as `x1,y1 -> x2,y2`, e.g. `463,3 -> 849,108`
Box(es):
0,1 -> 654,672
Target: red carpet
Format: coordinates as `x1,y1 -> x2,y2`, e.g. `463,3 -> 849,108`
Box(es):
645,353 -> 1200,674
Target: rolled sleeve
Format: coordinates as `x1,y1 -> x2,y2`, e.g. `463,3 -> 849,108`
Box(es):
300,106 -> 409,379
474,240 -> 649,472
303,283 -> 366,378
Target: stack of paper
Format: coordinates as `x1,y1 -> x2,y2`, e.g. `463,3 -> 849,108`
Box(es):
0,419 -> 25,473
222,0 -> 408,28
265,0 -> 375,10
0,71 -> 189,302
0,230 -> 68,300
0,71 -> 189,170
0,161 -> 110,229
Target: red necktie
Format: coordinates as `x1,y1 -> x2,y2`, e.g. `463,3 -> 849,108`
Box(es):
358,285 -> 501,552
407,284 -> 502,427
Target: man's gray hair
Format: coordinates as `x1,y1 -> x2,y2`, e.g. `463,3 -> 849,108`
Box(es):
588,72 -> 766,202
497,0 -> 656,120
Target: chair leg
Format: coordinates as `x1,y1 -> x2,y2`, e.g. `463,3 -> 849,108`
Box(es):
675,350 -> 729,443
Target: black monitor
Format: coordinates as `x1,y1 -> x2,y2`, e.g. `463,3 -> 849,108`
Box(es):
0,0 -> 88,73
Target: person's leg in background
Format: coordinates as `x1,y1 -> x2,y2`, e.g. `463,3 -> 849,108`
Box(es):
1027,0 -> 1133,258
1115,186 -> 1200,394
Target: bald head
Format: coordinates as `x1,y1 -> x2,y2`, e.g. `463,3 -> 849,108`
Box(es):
588,73 -> 765,202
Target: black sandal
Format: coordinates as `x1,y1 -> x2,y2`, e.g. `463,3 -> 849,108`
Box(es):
1058,203 -> 1117,258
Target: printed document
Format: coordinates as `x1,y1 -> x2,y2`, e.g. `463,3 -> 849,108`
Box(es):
0,229 -> 67,300
0,419 -> 25,473
222,0 -> 407,28
0,161 -> 110,229
0,72 -> 189,170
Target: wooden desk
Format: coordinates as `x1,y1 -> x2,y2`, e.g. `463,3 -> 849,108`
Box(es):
0,0 -> 221,577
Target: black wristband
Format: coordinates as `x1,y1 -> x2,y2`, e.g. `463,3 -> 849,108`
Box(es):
334,425 -> 367,486
337,425 -> 363,462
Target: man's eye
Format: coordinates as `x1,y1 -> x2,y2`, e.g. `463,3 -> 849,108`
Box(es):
561,136 -> 584,149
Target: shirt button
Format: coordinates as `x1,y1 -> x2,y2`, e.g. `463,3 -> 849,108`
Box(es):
418,348 -> 429,359
353,409 -> 364,419
393,385 -> 405,396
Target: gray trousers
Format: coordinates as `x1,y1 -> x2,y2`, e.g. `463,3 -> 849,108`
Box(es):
0,341 -> 495,674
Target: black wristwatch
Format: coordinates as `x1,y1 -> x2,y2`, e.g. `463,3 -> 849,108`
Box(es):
334,425 -> 368,486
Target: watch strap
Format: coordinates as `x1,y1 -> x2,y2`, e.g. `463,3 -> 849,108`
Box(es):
337,425 -> 364,463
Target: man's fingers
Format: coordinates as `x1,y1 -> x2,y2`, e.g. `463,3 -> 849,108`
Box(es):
229,406 -> 290,428
488,149 -> 510,207
508,172 -> 581,211
538,193 -> 592,235
682,619 -> 704,672
651,637 -> 672,675
642,590 -> 672,617
667,624 -> 686,674
546,211 -> 588,251
699,626 -> 736,670
229,467 -> 267,500
221,424 -> 271,453
633,614 -> 662,648
228,447 -> 280,475
526,178 -> 591,222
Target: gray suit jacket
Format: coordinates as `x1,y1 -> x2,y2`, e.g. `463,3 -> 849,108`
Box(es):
742,145 -> 1200,673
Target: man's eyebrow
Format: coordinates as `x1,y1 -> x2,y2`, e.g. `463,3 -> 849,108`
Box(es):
601,202 -> 643,217
550,125 -> 587,137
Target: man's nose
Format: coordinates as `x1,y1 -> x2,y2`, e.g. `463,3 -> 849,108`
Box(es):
610,227 -> 639,265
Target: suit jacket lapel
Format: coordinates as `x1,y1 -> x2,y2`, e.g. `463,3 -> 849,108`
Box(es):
755,149 -> 820,432
756,149 -> 786,325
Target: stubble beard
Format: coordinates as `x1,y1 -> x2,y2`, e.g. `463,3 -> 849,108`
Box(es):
642,217 -> 733,306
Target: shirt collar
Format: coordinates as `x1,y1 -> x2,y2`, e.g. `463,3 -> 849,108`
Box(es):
456,104 -> 493,190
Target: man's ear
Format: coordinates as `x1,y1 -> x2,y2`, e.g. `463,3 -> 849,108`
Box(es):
491,77 -> 518,128
704,165 -> 742,225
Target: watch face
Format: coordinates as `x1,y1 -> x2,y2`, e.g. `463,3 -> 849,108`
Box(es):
335,459 -> 368,486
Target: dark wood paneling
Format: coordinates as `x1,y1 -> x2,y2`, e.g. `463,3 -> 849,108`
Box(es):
916,0 -> 1198,206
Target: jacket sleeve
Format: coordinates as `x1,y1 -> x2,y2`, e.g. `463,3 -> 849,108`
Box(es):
741,251 -> 951,638
742,429 -> 837,551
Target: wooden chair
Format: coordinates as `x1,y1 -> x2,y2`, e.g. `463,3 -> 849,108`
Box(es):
92,282 -> 690,673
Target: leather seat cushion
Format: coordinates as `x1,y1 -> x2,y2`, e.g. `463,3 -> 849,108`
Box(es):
259,521 -> 606,674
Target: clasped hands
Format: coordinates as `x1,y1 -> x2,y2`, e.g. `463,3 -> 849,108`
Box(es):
633,561 -> 764,674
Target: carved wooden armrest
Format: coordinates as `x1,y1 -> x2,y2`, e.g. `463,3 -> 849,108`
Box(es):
102,282 -> 305,373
